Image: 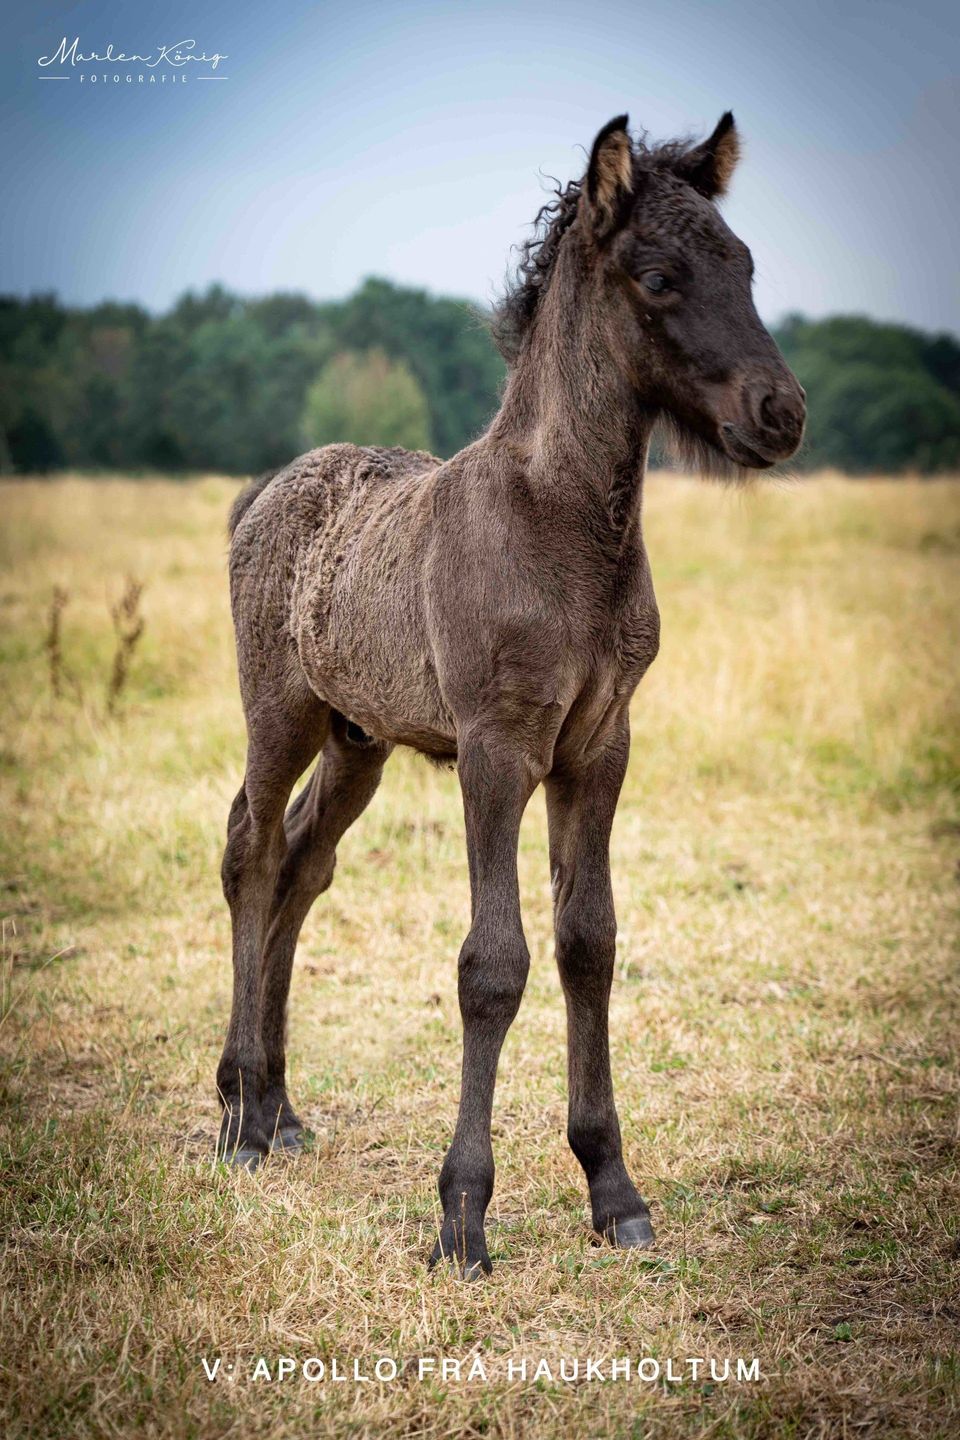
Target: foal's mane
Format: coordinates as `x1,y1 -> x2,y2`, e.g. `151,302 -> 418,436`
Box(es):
491,134 -> 696,365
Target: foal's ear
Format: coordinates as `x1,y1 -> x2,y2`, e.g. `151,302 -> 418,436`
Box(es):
584,114 -> 634,235
674,111 -> 741,200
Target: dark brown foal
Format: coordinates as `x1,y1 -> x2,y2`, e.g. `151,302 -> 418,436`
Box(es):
216,111 -> 804,1275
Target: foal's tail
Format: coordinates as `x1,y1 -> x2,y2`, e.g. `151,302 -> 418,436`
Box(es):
228,468 -> 282,538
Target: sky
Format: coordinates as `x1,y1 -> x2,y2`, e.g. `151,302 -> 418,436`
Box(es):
2,0 -> 958,330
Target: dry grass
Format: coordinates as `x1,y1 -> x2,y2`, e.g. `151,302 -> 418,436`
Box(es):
0,471 -> 958,1440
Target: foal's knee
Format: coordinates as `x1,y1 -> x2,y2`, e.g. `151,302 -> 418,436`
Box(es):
556,908 -> 616,990
457,928 -> 529,1027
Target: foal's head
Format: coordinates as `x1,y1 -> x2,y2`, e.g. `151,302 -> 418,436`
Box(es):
496,114 -> 805,474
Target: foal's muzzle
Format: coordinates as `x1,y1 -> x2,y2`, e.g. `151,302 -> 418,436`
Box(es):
720,372 -> 806,468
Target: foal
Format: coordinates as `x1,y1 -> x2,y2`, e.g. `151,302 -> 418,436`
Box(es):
217,113 -> 805,1276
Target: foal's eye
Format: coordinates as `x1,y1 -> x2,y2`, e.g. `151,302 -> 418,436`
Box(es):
641,272 -> 671,295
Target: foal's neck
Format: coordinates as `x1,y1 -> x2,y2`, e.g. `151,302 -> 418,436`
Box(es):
489,273 -> 652,531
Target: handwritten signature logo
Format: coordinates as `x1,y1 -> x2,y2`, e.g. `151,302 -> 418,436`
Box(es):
38,37 -> 228,75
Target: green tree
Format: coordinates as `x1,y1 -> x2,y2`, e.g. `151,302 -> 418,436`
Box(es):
327,277 -> 504,455
302,349 -> 433,451
774,314 -> 960,472
796,362 -> 960,473
3,288 -> 958,476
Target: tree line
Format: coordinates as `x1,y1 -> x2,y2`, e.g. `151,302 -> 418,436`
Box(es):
1,280 -> 958,474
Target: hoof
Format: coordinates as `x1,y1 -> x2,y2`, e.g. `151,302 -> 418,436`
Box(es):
457,1260 -> 488,1282
269,1125 -> 305,1153
429,1239 -> 492,1279
605,1215 -> 655,1249
221,1145 -> 267,1172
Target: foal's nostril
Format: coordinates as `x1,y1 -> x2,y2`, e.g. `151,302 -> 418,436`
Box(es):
758,387 -> 803,437
760,393 -> 779,430
734,376 -> 805,459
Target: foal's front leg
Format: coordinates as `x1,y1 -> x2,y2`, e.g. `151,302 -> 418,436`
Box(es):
431,732 -> 539,1277
546,718 -> 654,1248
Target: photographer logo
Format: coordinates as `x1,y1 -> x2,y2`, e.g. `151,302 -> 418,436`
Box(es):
37,37 -> 228,85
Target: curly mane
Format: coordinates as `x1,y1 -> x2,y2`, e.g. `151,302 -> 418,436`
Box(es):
490,136 -> 701,365
490,176 -> 584,364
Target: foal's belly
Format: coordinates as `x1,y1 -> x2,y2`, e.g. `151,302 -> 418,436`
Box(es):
296,608 -> 457,756
294,527 -> 457,755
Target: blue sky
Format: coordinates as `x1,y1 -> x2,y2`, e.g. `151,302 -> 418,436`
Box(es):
2,0 -> 958,330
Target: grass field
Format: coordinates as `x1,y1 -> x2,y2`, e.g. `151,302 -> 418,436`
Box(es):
1,472 -> 958,1440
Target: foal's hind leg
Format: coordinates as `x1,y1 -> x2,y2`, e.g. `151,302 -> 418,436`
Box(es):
545,714 -> 654,1249
217,689 -> 328,1168
259,717 -> 393,1150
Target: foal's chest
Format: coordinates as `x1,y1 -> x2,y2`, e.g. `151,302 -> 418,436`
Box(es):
553,565 -> 660,766
600,537 -> 661,693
